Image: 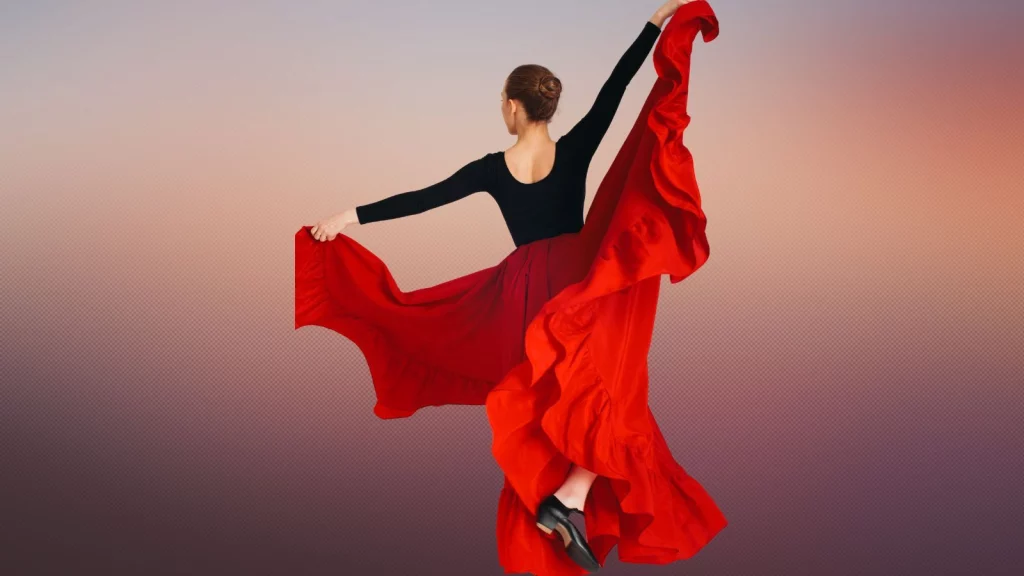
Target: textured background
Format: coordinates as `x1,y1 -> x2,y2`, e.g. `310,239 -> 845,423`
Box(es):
2,0 -> 1022,574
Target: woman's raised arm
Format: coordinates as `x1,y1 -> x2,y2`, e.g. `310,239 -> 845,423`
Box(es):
560,1 -> 695,162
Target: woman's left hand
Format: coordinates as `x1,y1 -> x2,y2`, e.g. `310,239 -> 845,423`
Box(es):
310,207 -> 358,242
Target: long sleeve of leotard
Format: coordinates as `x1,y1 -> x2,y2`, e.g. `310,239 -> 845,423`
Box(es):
355,155 -> 491,224
561,21 -> 661,161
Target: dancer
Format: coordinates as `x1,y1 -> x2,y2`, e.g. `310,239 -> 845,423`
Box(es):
297,1 -> 725,574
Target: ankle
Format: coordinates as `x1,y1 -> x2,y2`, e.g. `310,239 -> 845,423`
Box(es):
553,490 -> 586,512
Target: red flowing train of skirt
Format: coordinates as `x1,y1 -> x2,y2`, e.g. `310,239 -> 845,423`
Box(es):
295,4 -> 725,574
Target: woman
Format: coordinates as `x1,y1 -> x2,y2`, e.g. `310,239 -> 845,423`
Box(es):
296,1 -> 725,574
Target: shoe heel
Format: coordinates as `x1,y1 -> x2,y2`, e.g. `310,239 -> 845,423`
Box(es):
535,506 -> 558,534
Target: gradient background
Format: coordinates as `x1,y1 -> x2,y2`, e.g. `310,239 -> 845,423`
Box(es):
2,0 -> 1022,574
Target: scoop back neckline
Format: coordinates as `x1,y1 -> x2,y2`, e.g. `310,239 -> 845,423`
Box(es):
500,140 -> 561,186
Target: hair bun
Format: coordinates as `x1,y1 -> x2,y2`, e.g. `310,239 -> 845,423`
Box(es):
538,75 -> 562,100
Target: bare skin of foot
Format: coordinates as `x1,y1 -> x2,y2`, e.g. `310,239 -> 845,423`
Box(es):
552,464 -> 598,511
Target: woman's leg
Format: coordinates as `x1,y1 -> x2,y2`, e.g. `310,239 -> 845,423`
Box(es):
552,464 -> 598,511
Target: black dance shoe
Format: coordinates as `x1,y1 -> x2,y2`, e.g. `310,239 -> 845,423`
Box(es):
535,494 -> 600,572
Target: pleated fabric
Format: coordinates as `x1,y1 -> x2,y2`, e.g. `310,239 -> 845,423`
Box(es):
295,3 -> 726,574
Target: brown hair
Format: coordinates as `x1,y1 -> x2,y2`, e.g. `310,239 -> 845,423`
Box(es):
505,64 -> 562,123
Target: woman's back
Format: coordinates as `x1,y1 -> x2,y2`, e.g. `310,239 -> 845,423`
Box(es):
503,144 -> 556,185
484,137 -> 586,247
355,21 -> 663,248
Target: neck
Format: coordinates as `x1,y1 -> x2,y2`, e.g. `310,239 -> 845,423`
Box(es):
515,120 -> 553,146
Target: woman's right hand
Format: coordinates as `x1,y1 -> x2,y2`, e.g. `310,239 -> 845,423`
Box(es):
651,0 -> 696,27
310,207 -> 359,242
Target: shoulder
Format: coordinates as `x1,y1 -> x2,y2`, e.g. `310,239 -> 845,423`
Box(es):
555,130 -> 581,161
462,152 -> 500,188
456,152 -> 496,174
478,151 -> 504,174
469,151 -> 498,165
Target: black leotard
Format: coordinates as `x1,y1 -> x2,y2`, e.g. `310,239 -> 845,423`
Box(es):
355,21 -> 661,248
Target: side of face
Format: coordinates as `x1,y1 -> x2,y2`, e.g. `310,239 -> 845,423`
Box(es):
501,85 -> 517,135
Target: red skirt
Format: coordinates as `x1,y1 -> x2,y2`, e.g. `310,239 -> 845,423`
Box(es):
295,3 -> 725,574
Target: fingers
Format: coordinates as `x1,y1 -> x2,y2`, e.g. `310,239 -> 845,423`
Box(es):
309,222 -> 342,242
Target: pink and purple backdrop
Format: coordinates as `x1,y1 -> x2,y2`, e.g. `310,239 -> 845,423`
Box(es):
2,0 -> 1022,574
